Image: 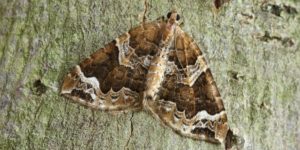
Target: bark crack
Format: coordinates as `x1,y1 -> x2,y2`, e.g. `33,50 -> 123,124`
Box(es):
124,113 -> 134,150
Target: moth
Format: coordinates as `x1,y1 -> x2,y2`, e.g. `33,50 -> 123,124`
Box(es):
61,10 -> 241,149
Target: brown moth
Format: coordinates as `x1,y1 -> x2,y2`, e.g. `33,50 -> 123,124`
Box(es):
61,10 -> 242,149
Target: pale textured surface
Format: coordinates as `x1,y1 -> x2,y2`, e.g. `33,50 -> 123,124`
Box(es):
0,0 -> 299,150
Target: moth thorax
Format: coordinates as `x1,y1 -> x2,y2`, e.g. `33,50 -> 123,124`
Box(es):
144,54 -> 168,100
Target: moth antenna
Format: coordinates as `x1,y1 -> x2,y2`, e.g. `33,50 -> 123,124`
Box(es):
141,0 -> 149,24
156,16 -> 165,22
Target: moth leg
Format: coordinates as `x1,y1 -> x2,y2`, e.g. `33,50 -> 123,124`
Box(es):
140,0 -> 149,24
61,65 -> 143,112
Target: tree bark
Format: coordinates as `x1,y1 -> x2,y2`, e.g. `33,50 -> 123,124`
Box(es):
0,0 -> 299,149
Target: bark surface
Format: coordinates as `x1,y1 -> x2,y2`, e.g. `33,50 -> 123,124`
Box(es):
0,0 -> 299,150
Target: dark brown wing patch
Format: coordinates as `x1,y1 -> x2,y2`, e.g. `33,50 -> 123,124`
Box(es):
169,32 -> 202,69
61,20 -> 166,111
129,21 -> 162,57
158,68 -> 225,119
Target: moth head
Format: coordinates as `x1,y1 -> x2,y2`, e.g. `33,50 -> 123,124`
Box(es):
166,11 -> 180,25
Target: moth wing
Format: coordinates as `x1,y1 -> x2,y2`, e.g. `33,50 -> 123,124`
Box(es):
61,20 -> 164,112
145,28 -> 233,146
